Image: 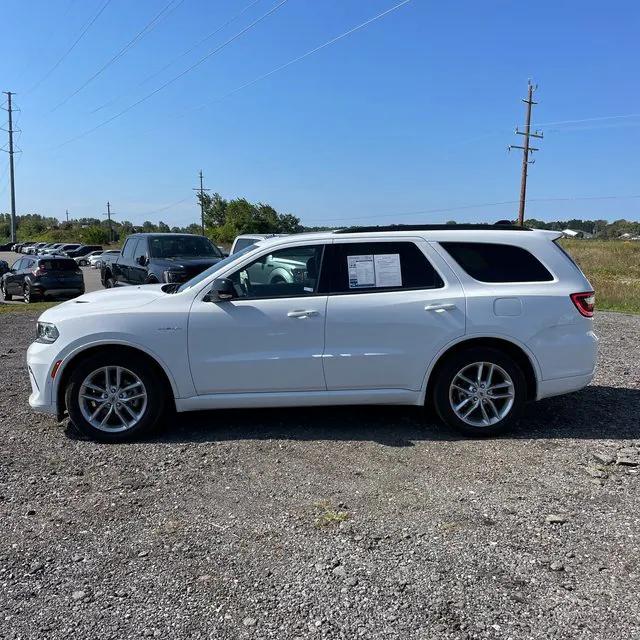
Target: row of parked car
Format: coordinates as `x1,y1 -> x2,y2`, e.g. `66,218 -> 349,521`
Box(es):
0,233 -> 278,304
0,242 -> 112,304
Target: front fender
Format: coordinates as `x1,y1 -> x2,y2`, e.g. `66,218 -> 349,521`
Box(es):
47,334 -> 186,411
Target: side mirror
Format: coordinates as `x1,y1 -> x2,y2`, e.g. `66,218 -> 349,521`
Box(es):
137,255 -> 148,266
206,278 -> 236,302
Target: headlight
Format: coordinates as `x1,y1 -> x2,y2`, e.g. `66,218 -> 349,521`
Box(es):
163,270 -> 187,283
36,322 -> 59,344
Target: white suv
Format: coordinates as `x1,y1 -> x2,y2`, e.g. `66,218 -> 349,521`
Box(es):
27,225 -> 597,442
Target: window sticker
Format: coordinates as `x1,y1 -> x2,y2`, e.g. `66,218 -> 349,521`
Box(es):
374,253 -> 402,287
347,253 -> 403,289
347,254 -> 375,288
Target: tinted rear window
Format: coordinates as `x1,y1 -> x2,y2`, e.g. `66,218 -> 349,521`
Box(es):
440,242 -> 553,282
39,259 -> 78,271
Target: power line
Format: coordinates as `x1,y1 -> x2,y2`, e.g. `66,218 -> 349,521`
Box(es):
308,194 -> 640,225
133,196 -> 193,219
195,0 -> 413,112
25,0 -> 113,95
90,0 -> 263,115
134,0 -> 414,138
54,0 -> 290,150
52,0 -> 185,112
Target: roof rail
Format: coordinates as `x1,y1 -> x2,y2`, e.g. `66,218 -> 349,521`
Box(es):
333,223 -> 530,234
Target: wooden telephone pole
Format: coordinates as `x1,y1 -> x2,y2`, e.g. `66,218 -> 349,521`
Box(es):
509,81 -> 543,226
193,170 -> 210,236
3,92 -> 18,243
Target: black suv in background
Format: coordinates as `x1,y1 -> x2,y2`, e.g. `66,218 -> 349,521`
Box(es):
65,244 -> 102,259
101,233 -> 224,287
1,256 -> 84,303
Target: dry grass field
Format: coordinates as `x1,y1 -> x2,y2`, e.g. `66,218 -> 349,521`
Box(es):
560,239 -> 640,314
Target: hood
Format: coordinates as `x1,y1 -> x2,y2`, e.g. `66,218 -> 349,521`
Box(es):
40,285 -> 166,322
154,256 -> 222,269
153,256 -> 222,276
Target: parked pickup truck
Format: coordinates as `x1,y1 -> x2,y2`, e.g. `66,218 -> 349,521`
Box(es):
101,233 -> 224,287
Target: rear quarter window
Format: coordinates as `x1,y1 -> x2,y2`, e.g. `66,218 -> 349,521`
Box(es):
440,242 -> 553,283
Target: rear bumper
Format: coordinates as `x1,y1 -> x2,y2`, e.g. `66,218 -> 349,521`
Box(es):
536,372 -> 594,400
41,288 -> 84,297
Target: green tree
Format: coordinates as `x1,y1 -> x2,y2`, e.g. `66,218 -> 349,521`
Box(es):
80,225 -> 110,245
201,192 -> 228,228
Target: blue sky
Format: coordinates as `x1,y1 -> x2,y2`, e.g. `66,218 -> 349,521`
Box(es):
1,0 -> 639,227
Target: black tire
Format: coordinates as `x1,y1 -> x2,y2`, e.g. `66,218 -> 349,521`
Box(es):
270,275 -> 286,284
1,281 -> 12,301
65,352 -> 165,442
104,274 -> 115,288
145,276 -> 159,285
23,283 -> 39,304
432,347 -> 526,437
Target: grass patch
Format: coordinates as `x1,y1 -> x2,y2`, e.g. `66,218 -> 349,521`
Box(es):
559,239 -> 640,314
314,501 -> 349,528
0,301 -> 58,314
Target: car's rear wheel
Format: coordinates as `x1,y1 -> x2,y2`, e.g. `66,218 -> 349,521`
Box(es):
66,353 -> 165,442
433,347 -> 526,436
23,283 -> 39,304
1,281 -> 11,301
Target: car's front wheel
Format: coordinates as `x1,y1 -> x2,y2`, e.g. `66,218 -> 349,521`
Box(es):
433,347 -> 526,436
65,353 -> 166,442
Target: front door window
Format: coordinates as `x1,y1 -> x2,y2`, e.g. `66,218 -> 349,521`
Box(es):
227,245 -> 324,299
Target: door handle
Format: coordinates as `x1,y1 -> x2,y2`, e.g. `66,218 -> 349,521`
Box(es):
287,310 -> 319,318
424,303 -> 456,312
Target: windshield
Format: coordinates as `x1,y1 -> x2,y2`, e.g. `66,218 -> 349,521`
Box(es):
177,245 -> 256,293
148,235 -> 222,259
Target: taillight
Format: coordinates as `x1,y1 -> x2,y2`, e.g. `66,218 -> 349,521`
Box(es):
570,291 -> 595,317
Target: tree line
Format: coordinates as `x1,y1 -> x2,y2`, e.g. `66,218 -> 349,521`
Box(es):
0,193 -> 302,246
2,208 -> 639,246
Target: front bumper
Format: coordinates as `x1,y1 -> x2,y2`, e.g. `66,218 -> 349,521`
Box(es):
26,341 -> 60,417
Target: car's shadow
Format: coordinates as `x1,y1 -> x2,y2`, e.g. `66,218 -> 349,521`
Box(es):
66,384 -> 640,445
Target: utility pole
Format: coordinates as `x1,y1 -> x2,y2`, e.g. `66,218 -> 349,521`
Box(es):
65,209 -> 69,223
104,201 -> 115,243
509,80 -> 543,226
2,92 -> 17,243
193,170 -> 210,236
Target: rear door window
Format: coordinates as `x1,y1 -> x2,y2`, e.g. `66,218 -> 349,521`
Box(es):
439,242 -> 553,283
322,241 -> 444,294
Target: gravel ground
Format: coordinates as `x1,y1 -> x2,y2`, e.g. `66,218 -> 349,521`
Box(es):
1,311 -> 639,640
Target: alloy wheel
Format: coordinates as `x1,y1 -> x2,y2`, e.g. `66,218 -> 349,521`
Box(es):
78,366 -> 148,433
448,361 -> 515,427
